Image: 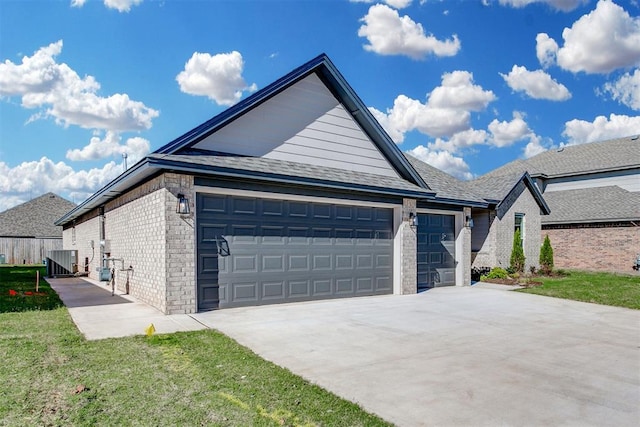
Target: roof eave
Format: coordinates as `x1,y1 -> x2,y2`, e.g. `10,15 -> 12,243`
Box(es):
55,159 -> 158,226
495,172 -> 550,215
542,217 -> 640,225
151,157 -> 436,200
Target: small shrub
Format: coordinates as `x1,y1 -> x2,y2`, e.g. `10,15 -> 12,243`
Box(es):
529,265 -> 537,275
510,229 -> 526,273
539,234 -> 554,275
471,267 -> 491,281
480,267 -> 509,281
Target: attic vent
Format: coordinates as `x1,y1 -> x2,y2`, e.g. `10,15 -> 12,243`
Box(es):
557,147 -> 564,152
631,135 -> 639,140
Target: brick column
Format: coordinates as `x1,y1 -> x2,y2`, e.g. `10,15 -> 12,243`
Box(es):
461,207 -> 472,286
164,173 -> 196,314
401,198 -> 417,294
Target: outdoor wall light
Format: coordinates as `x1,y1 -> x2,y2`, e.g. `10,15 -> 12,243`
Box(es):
410,212 -> 419,228
465,215 -> 474,229
176,194 -> 190,214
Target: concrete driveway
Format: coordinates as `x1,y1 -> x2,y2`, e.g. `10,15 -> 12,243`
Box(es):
193,286 -> 640,427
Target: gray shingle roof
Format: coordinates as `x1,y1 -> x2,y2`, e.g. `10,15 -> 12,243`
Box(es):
403,154 -> 486,204
0,193 -> 76,237
542,186 -> 640,224
485,136 -> 640,179
151,153 -> 434,197
466,170 -> 529,202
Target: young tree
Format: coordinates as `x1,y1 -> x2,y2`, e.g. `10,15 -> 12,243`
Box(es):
539,234 -> 554,275
510,228 -> 526,273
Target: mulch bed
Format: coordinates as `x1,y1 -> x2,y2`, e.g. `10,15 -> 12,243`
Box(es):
482,278 -> 544,288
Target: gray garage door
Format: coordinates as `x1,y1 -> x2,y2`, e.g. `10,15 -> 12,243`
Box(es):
196,194 -> 394,310
417,213 -> 456,291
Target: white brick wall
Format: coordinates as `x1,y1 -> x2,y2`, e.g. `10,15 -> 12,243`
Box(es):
472,188 -> 542,271
62,173 -> 197,314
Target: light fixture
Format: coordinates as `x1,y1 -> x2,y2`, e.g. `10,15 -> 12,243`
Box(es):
176,193 -> 190,214
409,212 -> 419,228
465,215 -> 474,229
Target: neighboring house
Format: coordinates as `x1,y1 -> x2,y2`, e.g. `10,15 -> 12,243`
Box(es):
0,193 -> 76,264
475,136 -> 640,272
56,54 -> 495,314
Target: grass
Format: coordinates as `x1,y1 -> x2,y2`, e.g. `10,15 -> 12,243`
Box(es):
517,270 -> 640,309
0,267 -> 390,426
0,265 -> 63,313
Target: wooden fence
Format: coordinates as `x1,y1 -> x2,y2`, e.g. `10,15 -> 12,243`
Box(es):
0,237 -> 62,264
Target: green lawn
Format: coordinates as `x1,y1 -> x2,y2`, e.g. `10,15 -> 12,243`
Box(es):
517,270 -> 640,309
0,265 -> 63,313
0,267 -> 390,426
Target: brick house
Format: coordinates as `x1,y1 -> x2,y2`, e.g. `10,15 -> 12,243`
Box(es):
0,193 -> 76,264
55,54 -> 555,314
475,136 -> 640,273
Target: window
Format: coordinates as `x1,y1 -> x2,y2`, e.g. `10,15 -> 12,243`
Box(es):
514,213 -> 525,246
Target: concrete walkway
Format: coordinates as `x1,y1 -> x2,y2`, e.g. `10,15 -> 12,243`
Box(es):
46,277 -> 206,340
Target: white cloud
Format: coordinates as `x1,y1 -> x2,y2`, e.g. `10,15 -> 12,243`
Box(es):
428,129 -> 489,153
358,4 -> 460,59
536,33 -> 558,68
0,40 -> 159,131
426,112 -> 539,157
500,65 -> 571,101
104,0 -> 143,12
553,0 -> 640,74
498,0 -> 587,12
407,145 -> 474,180
563,113 -> 640,144
369,106 -> 407,143
65,131 -> 150,162
71,0 -> 142,12
176,51 -> 257,106
429,71 -> 497,111
603,69 -> 640,110
523,135 -> 549,158
488,112 -> 532,147
0,157 -> 123,211
372,71 -> 495,141
349,0 -> 413,9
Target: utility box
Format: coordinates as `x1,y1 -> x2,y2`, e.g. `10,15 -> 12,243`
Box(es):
0,254 -> 5,264
46,250 -> 78,277
99,267 -> 112,282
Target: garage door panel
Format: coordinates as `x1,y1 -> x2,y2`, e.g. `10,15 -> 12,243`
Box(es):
289,280 -> 311,298
197,193 -> 394,310
336,278 -> 354,293
263,282 -> 285,299
262,255 -> 285,272
417,213 -> 456,290
232,282 -> 259,301
313,279 -> 332,295
313,255 -> 332,270
376,276 -> 392,292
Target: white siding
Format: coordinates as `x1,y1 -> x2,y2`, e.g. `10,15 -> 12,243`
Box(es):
545,169 -> 640,193
193,73 -> 400,178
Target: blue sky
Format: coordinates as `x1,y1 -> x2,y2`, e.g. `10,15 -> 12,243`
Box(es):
1,0 -> 639,210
